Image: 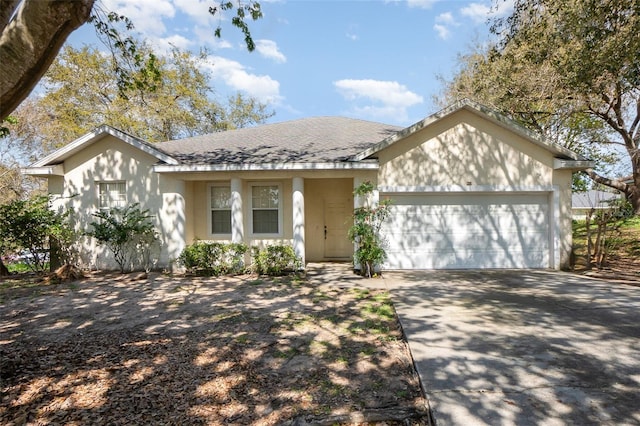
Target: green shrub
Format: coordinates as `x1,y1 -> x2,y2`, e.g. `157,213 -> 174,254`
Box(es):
0,195 -> 75,274
87,204 -> 159,273
251,244 -> 302,276
178,241 -> 248,276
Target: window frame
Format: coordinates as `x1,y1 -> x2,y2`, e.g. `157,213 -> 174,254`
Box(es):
208,182 -> 232,237
97,181 -> 127,212
249,182 -> 283,237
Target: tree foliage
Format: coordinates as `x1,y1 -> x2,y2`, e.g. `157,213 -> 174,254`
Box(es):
0,195 -> 74,274
9,43 -> 272,147
0,112 -> 47,202
0,0 -> 262,121
348,182 -> 392,278
87,204 -> 159,273
439,0 -> 640,212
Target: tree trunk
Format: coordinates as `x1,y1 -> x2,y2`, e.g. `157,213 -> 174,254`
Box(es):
585,209 -> 593,270
0,0 -> 95,120
0,257 -> 9,276
630,181 -> 640,216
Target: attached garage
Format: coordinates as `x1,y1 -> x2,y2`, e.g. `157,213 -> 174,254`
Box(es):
381,192 -> 552,269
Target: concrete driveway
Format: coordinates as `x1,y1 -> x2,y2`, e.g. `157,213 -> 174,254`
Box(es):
385,270 -> 640,426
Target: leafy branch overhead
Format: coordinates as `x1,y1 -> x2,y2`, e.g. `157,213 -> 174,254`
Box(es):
89,8 -> 161,100
210,1 -> 263,52
0,0 -> 263,121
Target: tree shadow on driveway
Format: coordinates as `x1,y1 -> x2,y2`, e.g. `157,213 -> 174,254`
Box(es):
386,270 -> 640,426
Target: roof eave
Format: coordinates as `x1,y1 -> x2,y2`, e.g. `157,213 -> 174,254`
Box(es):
553,159 -> 595,170
21,164 -> 64,177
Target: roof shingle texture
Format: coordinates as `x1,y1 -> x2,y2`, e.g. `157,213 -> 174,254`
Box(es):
155,116 -> 402,164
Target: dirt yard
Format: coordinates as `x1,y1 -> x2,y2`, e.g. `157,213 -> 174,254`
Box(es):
0,271 -> 429,425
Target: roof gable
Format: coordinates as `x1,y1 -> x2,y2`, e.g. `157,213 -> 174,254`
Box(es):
353,99 -> 589,162
30,125 -> 179,167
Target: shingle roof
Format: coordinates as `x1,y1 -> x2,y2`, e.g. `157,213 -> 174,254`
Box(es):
155,116 -> 402,164
572,190 -> 622,209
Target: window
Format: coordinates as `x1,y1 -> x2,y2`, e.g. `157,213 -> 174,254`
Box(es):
251,184 -> 280,234
98,182 -> 126,211
210,185 -> 231,234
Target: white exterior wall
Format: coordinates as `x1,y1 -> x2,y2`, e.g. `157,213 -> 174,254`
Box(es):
376,109 -> 574,269
51,135 -> 184,270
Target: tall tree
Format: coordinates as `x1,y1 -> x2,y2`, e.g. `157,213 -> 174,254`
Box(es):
6,44 -> 273,149
439,0 -> 640,212
0,0 -> 262,121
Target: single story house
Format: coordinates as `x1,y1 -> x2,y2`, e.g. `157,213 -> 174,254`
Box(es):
23,100 -> 592,270
572,190 -> 623,220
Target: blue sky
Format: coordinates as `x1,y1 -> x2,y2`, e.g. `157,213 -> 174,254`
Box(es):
67,0 -> 514,127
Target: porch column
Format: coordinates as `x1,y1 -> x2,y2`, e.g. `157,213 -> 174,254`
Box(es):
230,178 -> 244,243
292,177 -> 305,266
354,176 -> 365,209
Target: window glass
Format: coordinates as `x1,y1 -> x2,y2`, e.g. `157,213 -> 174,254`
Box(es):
98,182 -> 126,210
211,185 -> 231,234
252,185 -> 279,234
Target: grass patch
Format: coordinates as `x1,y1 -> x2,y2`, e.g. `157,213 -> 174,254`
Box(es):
363,301 -> 395,320
211,310 -> 243,323
234,333 -> 250,344
572,217 -> 640,270
279,312 -> 315,330
359,345 -> 377,356
275,347 -> 300,359
351,288 -> 370,300
6,262 -> 32,274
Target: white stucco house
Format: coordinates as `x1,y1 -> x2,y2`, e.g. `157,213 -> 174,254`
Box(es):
23,100 -> 592,270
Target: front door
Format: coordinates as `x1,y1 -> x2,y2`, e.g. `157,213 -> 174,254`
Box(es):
324,199 -> 351,258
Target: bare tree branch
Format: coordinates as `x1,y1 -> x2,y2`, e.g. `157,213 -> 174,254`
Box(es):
583,168 -> 628,193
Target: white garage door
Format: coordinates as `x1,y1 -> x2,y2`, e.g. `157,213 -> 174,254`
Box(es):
381,193 -> 550,269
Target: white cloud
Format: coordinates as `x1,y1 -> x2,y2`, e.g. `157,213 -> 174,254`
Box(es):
255,40 -> 287,63
436,12 -> 455,24
434,12 -> 458,40
204,56 -> 283,104
101,0 -> 175,36
406,0 -> 439,9
490,0 -> 515,18
459,1 -> 514,25
193,26 -> 233,50
150,34 -> 193,54
433,24 -> 451,40
173,0 -> 217,27
460,2 -> 491,23
334,79 -> 423,122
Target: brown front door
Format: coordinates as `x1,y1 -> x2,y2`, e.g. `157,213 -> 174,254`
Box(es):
324,199 -> 351,258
